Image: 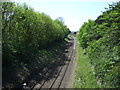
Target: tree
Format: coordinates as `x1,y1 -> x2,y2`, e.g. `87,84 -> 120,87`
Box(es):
55,17 -> 65,24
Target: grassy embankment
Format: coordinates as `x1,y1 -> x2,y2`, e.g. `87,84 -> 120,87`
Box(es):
73,36 -> 99,88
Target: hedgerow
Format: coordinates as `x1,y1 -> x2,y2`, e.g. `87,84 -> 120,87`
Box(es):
78,2 -> 120,88
2,2 -> 70,68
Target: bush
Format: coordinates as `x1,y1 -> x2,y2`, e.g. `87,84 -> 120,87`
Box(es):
78,1 -> 120,88
2,2 -> 70,68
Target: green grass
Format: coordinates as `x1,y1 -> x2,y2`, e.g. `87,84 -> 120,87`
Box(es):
73,37 -> 99,88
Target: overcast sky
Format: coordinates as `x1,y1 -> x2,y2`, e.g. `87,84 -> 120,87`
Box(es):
13,0 -> 119,31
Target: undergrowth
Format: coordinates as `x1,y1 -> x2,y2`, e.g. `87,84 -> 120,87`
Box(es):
2,40 -> 67,88
73,37 -> 99,88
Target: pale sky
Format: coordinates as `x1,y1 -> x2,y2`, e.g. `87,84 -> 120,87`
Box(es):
13,0 -> 119,31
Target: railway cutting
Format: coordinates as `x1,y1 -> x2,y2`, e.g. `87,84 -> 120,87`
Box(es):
23,36 -> 76,89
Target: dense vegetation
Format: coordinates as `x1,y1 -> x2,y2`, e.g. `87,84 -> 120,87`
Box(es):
78,2 -> 120,88
73,37 -> 99,88
2,2 -> 70,69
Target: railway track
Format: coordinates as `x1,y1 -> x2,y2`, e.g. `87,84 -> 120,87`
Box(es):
23,37 -> 75,89
40,46 -> 74,89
